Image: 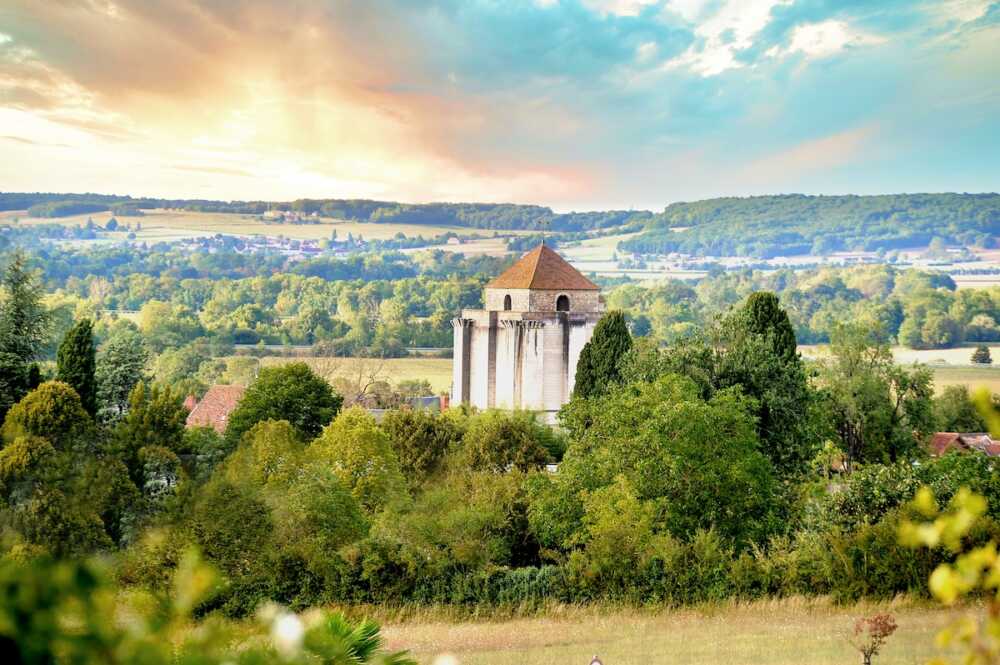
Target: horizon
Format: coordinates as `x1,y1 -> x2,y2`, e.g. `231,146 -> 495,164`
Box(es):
3,189 -> 999,216
2,1 -> 998,210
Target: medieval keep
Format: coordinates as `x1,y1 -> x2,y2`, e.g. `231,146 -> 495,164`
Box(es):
452,244 -> 605,422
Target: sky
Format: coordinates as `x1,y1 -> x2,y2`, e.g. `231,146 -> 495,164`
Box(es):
0,0 -> 998,211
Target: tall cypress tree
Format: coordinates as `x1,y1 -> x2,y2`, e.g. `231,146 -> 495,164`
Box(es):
57,318 -> 97,416
573,310 -> 633,399
742,291 -> 798,361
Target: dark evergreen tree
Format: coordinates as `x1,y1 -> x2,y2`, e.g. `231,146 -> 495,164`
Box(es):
573,310 -> 633,399
56,319 -> 97,416
972,345 -> 993,365
0,352 -> 29,422
742,291 -> 798,361
0,250 -> 50,362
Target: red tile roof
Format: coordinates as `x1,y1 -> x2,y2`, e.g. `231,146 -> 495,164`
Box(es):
929,432 -> 961,456
929,432 -> 1000,457
185,385 -> 246,434
486,244 -> 599,291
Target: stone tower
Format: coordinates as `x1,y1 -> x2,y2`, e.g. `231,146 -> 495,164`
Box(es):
452,244 -> 605,422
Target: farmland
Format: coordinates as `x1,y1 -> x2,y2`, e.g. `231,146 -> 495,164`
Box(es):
256,355 -> 454,394
2,208 -> 470,242
379,599 -> 967,665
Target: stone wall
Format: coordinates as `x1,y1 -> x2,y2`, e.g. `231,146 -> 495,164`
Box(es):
528,289 -> 603,313
484,288 -> 531,312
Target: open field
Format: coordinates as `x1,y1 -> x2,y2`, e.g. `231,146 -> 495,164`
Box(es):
3,209 -> 469,242
256,355 -> 453,393
932,366 -> 1000,395
379,599 -> 967,665
800,344 -> 1000,394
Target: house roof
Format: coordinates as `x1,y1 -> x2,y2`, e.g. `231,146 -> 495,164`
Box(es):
486,244 -> 599,291
185,384 -> 246,434
930,432 -> 1000,457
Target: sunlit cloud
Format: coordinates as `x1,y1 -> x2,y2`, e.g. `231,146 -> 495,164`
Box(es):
0,0 -> 996,209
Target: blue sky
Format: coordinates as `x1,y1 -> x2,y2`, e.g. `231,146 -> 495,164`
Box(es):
0,0 -> 997,209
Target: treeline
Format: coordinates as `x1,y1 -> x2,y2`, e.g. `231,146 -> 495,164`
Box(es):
4,275 -> 1000,616
2,191 -> 651,231
621,193 -> 1000,258
608,264 -> 1000,348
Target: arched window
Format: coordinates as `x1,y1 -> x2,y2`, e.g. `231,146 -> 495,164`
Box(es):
556,294 -> 570,312
503,294 -> 512,311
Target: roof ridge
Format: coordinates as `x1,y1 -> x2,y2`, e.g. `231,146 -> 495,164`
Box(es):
486,244 -> 599,290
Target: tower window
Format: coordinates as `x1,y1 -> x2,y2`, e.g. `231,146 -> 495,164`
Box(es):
556,295 -> 570,312
503,294 -> 512,310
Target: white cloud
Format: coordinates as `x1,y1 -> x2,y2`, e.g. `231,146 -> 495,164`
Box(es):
662,0 -> 790,76
772,20 -> 886,60
636,41 -> 658,62
0,33 -> 12,45
582,0 -> 661,17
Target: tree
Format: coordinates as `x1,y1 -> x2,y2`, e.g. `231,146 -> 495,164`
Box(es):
0,351 -> 30,423
849,614 -> 897,665
819,324 -> 935,471
0,250 -> 50,363
934,385 -> 988,432
56,319 -> 97,416
459,410 -> 554,473
95,322 -> 150,422
1,381 -> 94,452
741,291 -> 797,361
972,345 -> 993,365
225,363 -> 342,445
309,407 -> 404,512
381,409 -> 464,481
573,311 -> 632,399
111,383 -> 187,486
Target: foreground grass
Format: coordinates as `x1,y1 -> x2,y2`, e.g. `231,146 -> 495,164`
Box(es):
377,598 -> 968,665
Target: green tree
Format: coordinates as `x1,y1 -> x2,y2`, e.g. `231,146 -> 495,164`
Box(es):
96,322 -> 150,422
225,363 -> 342,445
381,409 -> 464,481
0,352 -> 30,423
573,310 -> 632,399
819,324 -> 935,470
0,250 -> 50,363
56,319 -> 97,416
309,407 -> 404,512
1,381 -> 94,452
459,409 -> 554,473
741,291 -> 797,361
111,383 -> 187,486
557,374 -> 779,548
971,345 -> 993,365
934,385 -> 988,432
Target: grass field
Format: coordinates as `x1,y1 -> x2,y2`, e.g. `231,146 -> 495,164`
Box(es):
4,209 -> 469,242
800,344 -> 1000,394
257,355 -> 453,393
378,599 -> 968,665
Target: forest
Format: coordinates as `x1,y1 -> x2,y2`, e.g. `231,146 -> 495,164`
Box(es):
2,250 -> 1000,623
621,193 -> 1000,257
6,192 -> 998,247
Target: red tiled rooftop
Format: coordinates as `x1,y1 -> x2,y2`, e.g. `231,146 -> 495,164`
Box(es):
185,385 -> 246,434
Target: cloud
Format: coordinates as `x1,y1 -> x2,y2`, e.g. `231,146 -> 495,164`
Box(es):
0,0 -> 997,208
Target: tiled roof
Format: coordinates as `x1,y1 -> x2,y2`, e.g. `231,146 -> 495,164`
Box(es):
486,244 -> 599,291
929,432 -> 1000,457
185,385 -> 246,434
929,432 -> 961,456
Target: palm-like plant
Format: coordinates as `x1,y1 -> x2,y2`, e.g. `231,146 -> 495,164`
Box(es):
304,612 -> 417,665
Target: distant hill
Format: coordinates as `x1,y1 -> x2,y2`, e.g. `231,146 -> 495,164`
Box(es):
0,192 -> 650,233
620,193 -> 1000,258
3,192 -> 997,255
